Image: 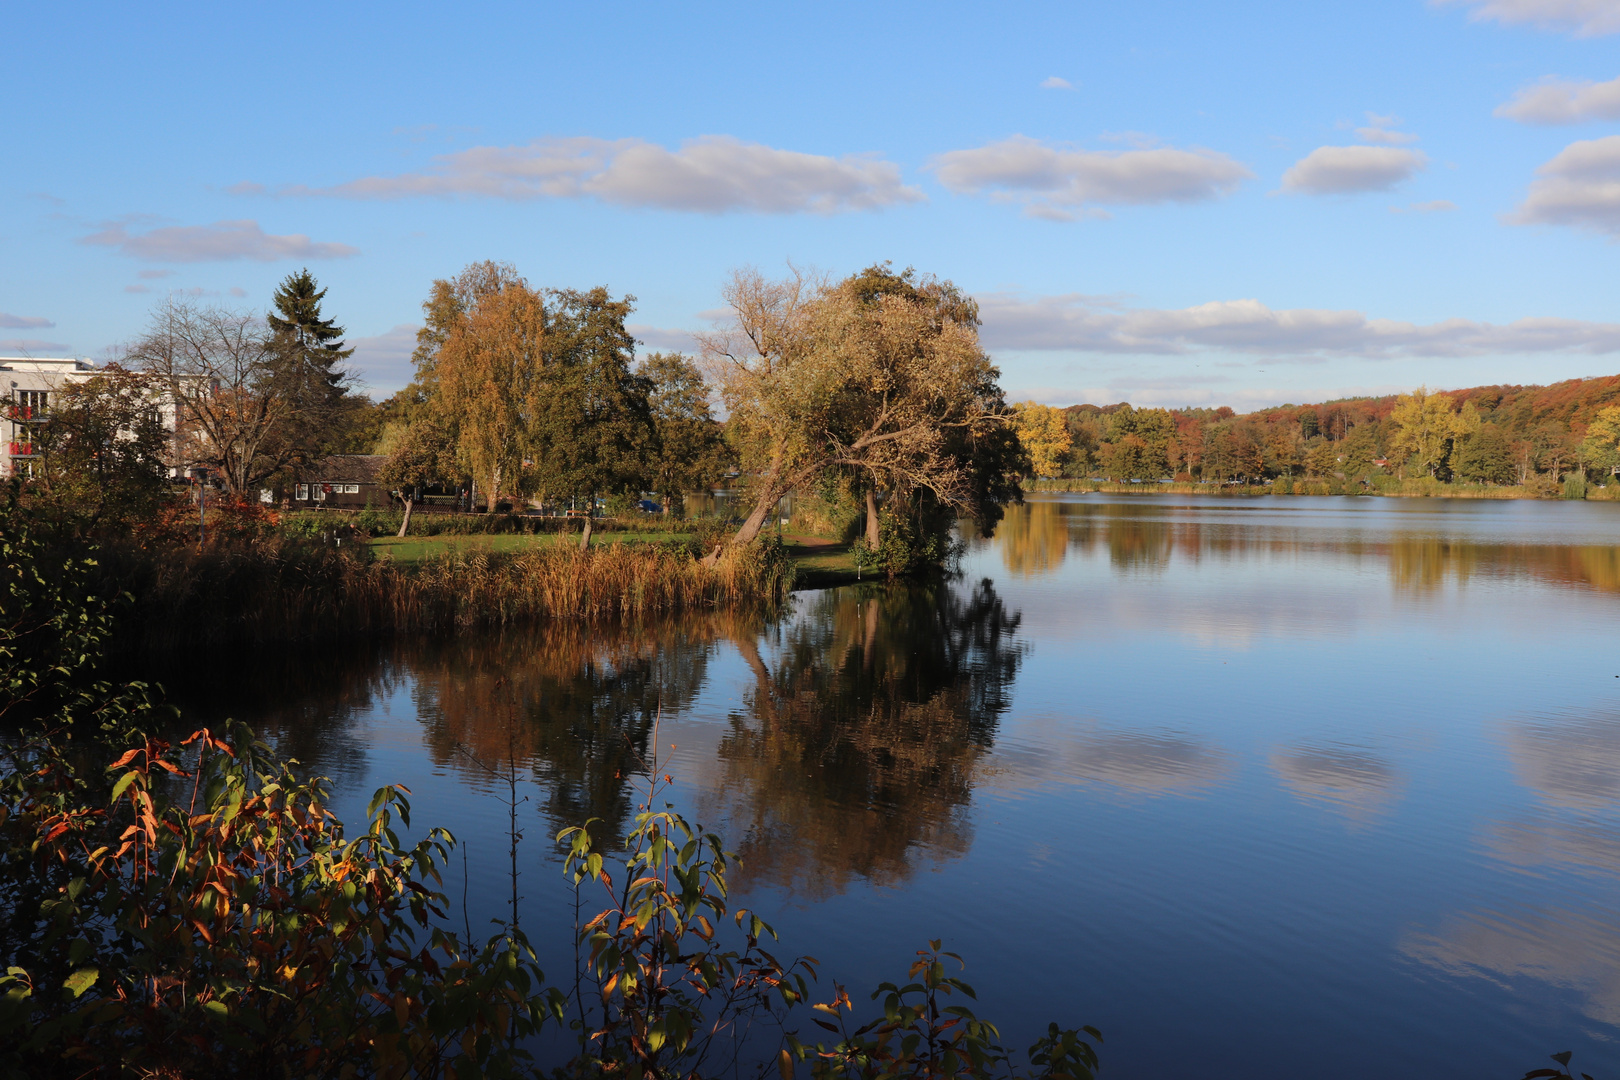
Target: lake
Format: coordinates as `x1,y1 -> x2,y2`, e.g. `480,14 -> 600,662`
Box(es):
171,493 -> 1620,1078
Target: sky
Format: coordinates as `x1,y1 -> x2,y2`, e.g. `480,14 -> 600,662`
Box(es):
5,0 -> 1620,411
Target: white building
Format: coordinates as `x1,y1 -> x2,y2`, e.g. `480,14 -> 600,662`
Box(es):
2,357 -> 184,479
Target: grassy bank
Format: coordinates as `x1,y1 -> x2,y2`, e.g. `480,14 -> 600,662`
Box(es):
1024,477 -> 1620,500
92,536 -> 792,652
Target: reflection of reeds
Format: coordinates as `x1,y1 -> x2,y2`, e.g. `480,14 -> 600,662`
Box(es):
96,538 -> 792,651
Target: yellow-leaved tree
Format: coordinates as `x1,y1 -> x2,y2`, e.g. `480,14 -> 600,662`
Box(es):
1388,386 -> 1455,478
1582,404 -> 1620,478
1012,402 -> 1073,478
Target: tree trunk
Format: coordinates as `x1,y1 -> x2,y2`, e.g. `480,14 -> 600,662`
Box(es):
865,486 -> 881,548
398,495 -> 414,537
579,500 -> 594,550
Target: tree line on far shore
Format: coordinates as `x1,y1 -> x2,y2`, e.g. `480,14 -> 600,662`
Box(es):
1008,379 -> 1620,491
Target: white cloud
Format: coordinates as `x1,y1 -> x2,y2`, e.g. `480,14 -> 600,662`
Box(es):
626,323 -> 700,352
931,135 -> 1252,220
1509,134 -> 1620,235
1353,112 -> 1420,144
1280,145 -> 1427,194
0,312 -> 54,329
290,136 -> 923,215
348,323 -> 419,393
1391,199 -> 1458,213
0,338 -> 72,354
975,292 -> 1620,358
1039,76 -> 1075,90
123,285 -> 150,294
1497,75 -> 1620,123
1437,0 -> 1620,37
81,219 -> 359,263
229,287 -> 248,298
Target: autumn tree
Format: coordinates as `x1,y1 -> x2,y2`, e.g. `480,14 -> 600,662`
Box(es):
433,277 -> 548,511
1388,386 -> 1454,478
1580,404 -> 1620,478
640,352 -> 724,516
378,411 -> 455,536
1011,402 -> 1072,478
698,265 -> 1025,560
126,298 -> 286,495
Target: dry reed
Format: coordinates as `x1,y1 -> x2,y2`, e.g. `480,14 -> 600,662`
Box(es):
93,537 -> 792,653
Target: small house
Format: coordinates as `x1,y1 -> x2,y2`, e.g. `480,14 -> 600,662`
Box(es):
292,455 -> 388,508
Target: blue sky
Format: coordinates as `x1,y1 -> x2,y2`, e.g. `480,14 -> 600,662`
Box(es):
5,0 -> 1620,409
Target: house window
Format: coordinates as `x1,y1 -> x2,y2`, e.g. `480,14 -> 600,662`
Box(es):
315,485 -> 327,501
344,483 -> 360,494
296,484 -> 309,500
11,390 -> 47,420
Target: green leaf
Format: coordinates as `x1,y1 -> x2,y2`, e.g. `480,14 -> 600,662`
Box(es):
62,968 -> 97,999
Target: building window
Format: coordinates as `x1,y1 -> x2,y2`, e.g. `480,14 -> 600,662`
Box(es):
296,484 -> 309,500
11,390 -> 47,420
344,483 -> 360,494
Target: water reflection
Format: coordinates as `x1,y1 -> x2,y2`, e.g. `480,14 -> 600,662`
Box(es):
987,496 -> 1620,595
401,612 -> 759,839
1401,907 -> 1620,1027
1481,712 -> 1620,881
708,580 -> 1026,897
1269,743 -> 1402,821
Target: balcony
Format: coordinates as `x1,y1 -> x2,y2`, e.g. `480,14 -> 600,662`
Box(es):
4,406 -> 46,422
7,443 -> 37,457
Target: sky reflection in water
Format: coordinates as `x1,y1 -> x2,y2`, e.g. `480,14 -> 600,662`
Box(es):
174,494 -> 1620,1077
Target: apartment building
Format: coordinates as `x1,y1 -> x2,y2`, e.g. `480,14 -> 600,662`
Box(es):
2,356 -> 184,479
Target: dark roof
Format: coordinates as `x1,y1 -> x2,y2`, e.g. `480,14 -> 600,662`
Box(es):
308,455 -> 386,484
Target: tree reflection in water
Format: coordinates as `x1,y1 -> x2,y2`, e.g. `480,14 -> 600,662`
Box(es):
401,614 -> 755,842
710,579 -> 1026,898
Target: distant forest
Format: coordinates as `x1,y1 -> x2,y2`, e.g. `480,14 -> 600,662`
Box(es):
1053,374 -> 1620,490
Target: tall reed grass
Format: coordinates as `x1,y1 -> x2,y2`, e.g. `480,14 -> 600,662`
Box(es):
92,536 -> 792,653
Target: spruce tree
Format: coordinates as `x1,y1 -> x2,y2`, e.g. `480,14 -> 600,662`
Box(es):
266,268 -> 357,467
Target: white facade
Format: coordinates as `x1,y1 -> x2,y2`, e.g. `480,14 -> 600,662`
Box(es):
1,357 -> 183,479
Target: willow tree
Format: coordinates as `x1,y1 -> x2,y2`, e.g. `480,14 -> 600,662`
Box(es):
407,261 -> 525,507
698,265 -> 1025,562
432,276 -> 550,511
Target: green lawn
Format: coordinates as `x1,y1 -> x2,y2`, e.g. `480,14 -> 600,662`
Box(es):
368,530 -> 691,564
368,528 -> 870,587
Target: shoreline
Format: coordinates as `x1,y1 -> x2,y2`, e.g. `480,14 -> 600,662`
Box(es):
1024,479 -> 1620,501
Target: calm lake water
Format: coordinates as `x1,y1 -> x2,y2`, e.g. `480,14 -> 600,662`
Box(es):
171,493 -> 1620,1078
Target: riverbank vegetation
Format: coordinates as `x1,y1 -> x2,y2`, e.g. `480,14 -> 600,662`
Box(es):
1024,376 -> 1620,498
0,510 -> 1101,1079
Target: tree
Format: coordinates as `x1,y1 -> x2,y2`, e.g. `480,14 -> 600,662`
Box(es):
1011,402 -> 1072,478
125,298 -> 286,495
378,412 -> 455,536
433,275 -> 550,513
529,288 -> 654,548
407,261 -> 524,508
26,366 -> 170,528
640,352 -> 724,516
1453,424 -> 1515,484
265,269 -> 357,470
1304,438 -> 1340,478
698,265 -> 1024,560
1581,404 -> 1620,478
1102,406 -> 1174,480
1388,386 -> 1454,478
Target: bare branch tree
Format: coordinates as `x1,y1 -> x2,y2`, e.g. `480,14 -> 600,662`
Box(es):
122,298 -> 289,495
